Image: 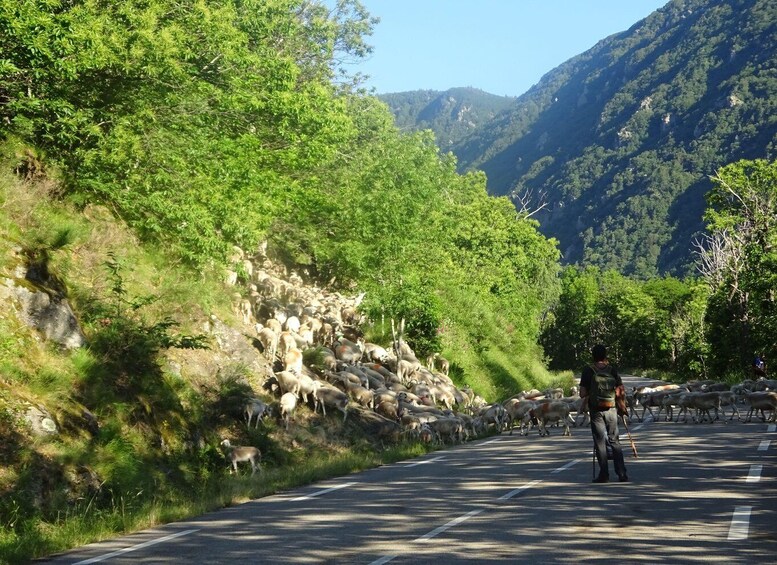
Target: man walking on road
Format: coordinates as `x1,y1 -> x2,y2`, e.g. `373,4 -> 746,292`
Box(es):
580,344 -> 629,483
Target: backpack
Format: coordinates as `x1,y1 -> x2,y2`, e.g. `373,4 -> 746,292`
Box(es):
588,364 -> 617,411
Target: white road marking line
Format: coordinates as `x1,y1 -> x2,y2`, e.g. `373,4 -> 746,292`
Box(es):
632,424 -> 645,431
728,506 -> 752,541
404,456 -> 446,468
551,458 -> 582,474
768,424 -> 776,432
498,480 -> 542,501
415,509 -> 483,541
369,555 -> 398,565
72,529 -> 200,564
481,438 -> 502,445
746,464 -> 763,483
291,482 -> 356,501
758,439 -> 771,452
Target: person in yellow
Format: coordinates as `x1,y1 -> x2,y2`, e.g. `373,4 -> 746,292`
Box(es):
579,344 -> 629,483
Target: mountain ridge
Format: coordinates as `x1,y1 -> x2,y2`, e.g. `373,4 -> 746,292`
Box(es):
382,0 -> 777,277
378,87 -> 516,148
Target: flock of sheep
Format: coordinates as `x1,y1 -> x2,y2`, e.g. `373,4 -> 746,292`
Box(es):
625,379 -> 777,425
218,245 -> 777,475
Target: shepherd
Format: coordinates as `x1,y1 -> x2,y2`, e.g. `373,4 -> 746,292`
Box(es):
580,344 -> 629,483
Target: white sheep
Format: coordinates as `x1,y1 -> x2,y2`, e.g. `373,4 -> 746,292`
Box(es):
239,298 -> 253,325
275,370 -> 301,397
280,391 -> 297,430
294,325 -> 315,350
220,439 -> 261,475
297,373 -> 323,407
265,318 -> 283,335
256,326 -> 278,362
285,315 -> 301,334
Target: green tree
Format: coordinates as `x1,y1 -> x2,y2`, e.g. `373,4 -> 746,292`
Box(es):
700,159 -> 777,376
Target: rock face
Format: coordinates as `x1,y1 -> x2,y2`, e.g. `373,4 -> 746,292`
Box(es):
23,404 -> 59,436
1,263 -> 85,349
164,315 -> 272,391
13,284 -> 85,348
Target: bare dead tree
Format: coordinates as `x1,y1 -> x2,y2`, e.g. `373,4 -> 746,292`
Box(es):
391,318 -> 405,363
693,229 -> 745,291
511,187 -> 549,219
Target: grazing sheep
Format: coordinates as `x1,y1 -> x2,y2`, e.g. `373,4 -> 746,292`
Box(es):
419,423 -> 435,444
429,417 -> 464,444
275,370 -> 301,397
285,315 -> 301,334
284,347 -> 304,374
297,373 -> 323,406
245,398 -> 272,428
256,326 -> 278,361
375,400 -> 399,421
265,318 -> 283,335
365,342 -> 392,364
315,386 -> 349,421
239,298 -> 253,325
221,439 -> 261,476
432,353 -> 450,376
358,364 -> 387,389
346,383 -> 374,409
280,391 -> 298,430
338,363 -> 369,388
334,337 -> 364,363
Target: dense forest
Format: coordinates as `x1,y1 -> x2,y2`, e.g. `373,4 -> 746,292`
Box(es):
1,0 -> 776,561
388,0 -> 777,279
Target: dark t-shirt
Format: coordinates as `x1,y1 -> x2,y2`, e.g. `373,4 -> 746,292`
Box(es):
580,362 -> 623,410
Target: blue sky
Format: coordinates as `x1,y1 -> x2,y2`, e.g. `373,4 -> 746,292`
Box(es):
350,0 -> 669,97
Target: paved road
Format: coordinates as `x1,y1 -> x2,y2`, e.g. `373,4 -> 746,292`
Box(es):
38,376 -> 777,564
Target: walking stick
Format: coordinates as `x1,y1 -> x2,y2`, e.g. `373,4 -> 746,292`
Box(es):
621,414 -> 639,458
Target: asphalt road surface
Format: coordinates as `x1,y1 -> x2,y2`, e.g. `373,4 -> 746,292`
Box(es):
37,375 -> 777,564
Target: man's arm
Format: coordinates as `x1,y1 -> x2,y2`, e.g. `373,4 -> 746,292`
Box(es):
615,384 -> 627,415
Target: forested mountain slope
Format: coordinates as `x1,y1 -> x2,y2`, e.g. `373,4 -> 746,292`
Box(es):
390,0 -> 777,277
378,88 -> 515,148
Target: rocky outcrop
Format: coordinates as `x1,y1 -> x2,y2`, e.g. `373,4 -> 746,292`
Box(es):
1,260 -> 85,349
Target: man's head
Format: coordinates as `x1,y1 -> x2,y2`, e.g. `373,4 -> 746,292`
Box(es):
592,344 -> 607,362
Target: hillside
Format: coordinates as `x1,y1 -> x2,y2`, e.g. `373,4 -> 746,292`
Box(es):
1,164 -> 575,562
386,0 -> 777,277
0,2 -> 569,558
378,88 -> 516,148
